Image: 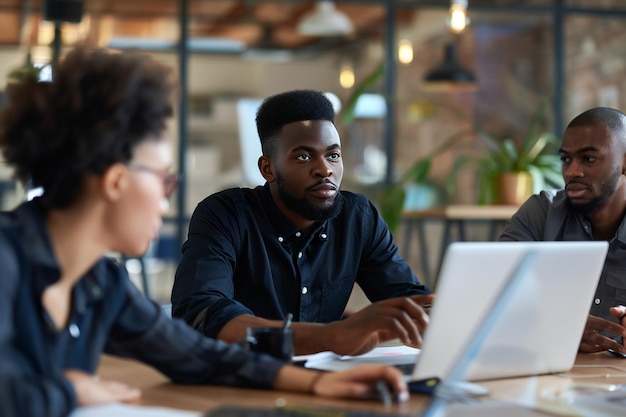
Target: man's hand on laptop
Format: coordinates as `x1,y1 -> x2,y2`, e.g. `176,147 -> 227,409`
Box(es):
321,294 -> 435,356
579,310 -> 626,354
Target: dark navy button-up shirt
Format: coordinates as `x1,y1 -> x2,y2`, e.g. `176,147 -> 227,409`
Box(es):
172,184 -> 428,337
499,189 -> 626,323
0,200 -> 285,417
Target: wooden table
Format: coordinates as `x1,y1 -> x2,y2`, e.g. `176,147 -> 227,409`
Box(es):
96,353 -> 626,416
402,205 -> 520,288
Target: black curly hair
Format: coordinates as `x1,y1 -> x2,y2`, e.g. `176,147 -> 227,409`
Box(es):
255,89 -> 335,157
0,46 -> 175,209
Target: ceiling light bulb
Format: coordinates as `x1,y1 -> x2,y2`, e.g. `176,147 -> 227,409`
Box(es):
448,0 -> 470,34
340,64 -> 355,89
37,21 -> 55,45
398,39 -> 413,65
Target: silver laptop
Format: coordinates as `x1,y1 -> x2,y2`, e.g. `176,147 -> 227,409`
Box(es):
413,241 -> 608,382
306,241 -> 608,384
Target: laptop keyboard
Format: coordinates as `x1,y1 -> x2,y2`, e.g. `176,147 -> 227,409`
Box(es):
203,405 -> 410,417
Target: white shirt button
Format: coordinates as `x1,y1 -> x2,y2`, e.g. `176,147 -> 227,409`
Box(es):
91,285 -> 101,297
594,298 -> 601,305
320,233 -> 327,239
278,236 -> 284,243
69,323 -> 80,338
298,252 -> 303,259
302,287 -> 308,295
295,231 -> 302,237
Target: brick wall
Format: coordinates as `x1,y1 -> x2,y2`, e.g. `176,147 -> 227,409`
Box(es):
565,14 -> 626,121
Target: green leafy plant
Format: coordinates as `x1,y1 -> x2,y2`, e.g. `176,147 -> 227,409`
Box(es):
448,101 -> 563,204
7,52 -> 42,84
379,100 -> 563,231
340,63 -> 384,126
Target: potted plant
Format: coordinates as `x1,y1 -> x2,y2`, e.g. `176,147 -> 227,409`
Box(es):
378,100 -> 563,231
448,101 -> 563,205
339,64 -> 562,229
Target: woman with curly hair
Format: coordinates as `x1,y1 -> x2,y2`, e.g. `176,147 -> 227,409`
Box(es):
0,47 -> 407,417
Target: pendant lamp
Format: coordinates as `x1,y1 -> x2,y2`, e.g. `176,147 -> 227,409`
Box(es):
297,2 -> 353,37
422,43 -> 476,92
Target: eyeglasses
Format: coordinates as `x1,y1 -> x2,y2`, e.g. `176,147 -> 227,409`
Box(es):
126,162 -> 180,199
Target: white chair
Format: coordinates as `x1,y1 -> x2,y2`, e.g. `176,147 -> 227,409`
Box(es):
236,98 -> 266,187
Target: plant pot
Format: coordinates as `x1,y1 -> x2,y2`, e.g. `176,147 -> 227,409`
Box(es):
495,172 -> 532,205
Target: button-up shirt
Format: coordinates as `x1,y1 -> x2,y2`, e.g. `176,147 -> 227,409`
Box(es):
0,200 -> 284,417
499,189 -> 626,323
172,184 -> 428,337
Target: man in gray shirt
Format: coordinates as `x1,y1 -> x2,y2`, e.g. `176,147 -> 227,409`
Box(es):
500,107 -> 626,354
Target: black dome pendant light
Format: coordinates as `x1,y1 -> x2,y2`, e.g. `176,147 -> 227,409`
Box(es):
423,43 -> 476,92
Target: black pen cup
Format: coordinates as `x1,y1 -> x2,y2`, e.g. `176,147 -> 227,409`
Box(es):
243,327 -> 294,362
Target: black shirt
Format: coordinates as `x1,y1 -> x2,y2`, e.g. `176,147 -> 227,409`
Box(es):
172,184 -> 428,337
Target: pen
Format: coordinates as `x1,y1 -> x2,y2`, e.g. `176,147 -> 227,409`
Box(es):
282,312 -> 293,332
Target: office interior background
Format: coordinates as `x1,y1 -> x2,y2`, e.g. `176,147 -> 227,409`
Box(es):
0,0 -> 625,304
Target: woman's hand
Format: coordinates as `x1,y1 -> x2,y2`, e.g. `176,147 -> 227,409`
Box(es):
64,369 -> 141,406
273,364 -> 408,403
310,364 -> 409,403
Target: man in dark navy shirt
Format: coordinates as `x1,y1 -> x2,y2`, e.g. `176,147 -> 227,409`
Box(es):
172,90 -> 432,356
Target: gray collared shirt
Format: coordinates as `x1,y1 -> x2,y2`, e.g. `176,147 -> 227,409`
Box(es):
499,189 -> 626,323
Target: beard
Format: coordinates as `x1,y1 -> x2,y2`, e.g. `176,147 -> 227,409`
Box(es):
569,171 -> 621,215
276,174 -> 344,222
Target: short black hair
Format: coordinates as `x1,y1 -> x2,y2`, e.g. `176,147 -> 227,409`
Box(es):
255,89 -> 335,156
0,46 -> 175,209
567,107 -> 626,134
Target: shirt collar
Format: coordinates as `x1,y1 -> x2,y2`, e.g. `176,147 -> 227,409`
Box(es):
554,191 -> 626,242
14,199 -> 58,273
615,216 -> 626,243
260,183 -> 331,243
14,199 -> 107,309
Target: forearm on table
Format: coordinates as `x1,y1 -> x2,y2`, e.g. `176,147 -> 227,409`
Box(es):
217,315 -> 330,355
272,365 -> 321,393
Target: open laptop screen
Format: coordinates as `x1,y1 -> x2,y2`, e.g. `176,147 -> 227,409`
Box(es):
413,241 -> 608,382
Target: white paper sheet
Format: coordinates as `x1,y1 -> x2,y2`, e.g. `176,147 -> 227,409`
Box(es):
303,345 -> 420,372
70,403 -> 202,417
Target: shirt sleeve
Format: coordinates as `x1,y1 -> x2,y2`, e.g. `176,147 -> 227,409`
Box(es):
499,192 -> 551,241
354,199 -> 430,301
105,278 -> 285,389
0,231 -> 77,417
171,197 -> 255,337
